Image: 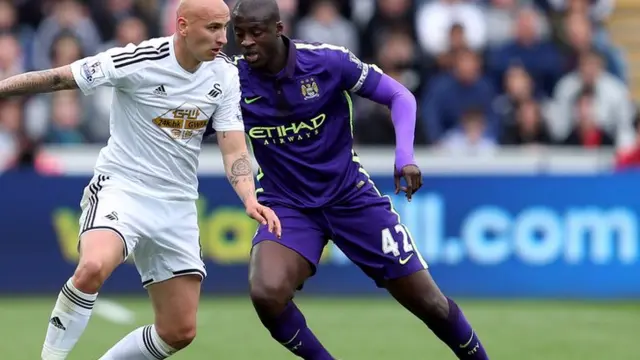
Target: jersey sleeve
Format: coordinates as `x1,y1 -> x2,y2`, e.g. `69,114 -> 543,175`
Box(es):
211,66 -> 244,132
332,49 -> 383,97
69,44 -> 141,95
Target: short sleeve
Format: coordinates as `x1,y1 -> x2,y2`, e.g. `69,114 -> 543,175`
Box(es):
69,43 -> 146,95
332,48 -> 383,97
211,67 -> 244,132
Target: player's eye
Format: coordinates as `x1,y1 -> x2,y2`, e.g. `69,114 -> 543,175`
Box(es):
251,29 -> 263,37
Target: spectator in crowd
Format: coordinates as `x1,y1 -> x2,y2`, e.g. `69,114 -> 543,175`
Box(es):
615,112 -> 640,170
422,49 -> 497,144
0,0 -> 634,168
49,31 -> 83,68
355,27 -> 426,145
415,0 -> 486,57
0,98 -> 23,166
536,0 -> 614,47
0,33 -> 25,80
558,12 -> 625,81
0,33 -> 24,166
296,0 -> 359,54
377,28 -> 423,96
89,0 -> 160,41
360,0 -> 416,62
487,7 -> 562,96
484,0 -> 538,48
501,99 -> 553,145
44,91 -> 87,145
31,0 -> 101,70
25,32 -> 98,144
440,107 -> 498,155
424,23 -> 469,83
100,16 -> 149,52
563,87 -> 614,147
549,50 -> 634,149
0,0 -> 34,68
493,64 -> 543,128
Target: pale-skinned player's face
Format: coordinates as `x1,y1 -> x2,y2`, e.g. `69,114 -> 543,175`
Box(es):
180,10 -> 229,62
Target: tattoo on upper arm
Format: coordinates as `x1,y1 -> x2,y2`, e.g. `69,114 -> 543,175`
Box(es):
227,153 -> 252,188
0,66 -> 78,98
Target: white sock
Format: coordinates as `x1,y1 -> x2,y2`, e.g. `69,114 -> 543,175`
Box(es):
41,278 -> 97,360
99,325 -> 177,360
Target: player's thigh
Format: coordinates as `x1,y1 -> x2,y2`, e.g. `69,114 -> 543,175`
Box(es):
250,206 -> 327,294
147,274 -> 201,345
328,194 -> 428,287
76,175 -> 140,279
132,199 -> 205,289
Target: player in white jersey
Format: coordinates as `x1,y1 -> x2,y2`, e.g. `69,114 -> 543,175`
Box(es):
0,0 -> 281,359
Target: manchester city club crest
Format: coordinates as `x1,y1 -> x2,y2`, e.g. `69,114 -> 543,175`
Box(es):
300,78 -> 320,100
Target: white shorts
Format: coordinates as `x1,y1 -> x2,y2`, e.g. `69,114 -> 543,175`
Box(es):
78,174 -> 206,288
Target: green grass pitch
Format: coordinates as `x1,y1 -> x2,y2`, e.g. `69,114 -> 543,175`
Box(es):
1,296 -> 638,359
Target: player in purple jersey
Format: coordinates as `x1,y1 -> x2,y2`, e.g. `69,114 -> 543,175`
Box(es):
230,0 -> 489,359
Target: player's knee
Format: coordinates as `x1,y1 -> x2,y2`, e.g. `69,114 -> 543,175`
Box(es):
422,292 -> 449,319
249,278 -> 292,310
72,259 -> 110,293
156,322 -> 197,350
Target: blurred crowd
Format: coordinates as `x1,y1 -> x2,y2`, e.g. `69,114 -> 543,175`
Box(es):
0,0 -> 638,169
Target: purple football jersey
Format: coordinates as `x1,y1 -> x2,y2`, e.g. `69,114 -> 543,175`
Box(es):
236,37 -> 383,208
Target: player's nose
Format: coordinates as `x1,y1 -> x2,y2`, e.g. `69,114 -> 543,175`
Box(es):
241,36 -> 256,48
216,32 -> 227,45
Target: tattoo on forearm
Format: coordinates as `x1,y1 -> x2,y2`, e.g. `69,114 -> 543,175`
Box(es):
227,152 -> 253,190
0,67 -> 78,97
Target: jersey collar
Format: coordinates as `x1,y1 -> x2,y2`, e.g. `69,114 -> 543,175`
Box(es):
276,36 -> 296,80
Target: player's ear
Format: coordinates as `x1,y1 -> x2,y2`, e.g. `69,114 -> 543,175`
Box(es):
275,21 -> 284,37
177,16 -> 188,36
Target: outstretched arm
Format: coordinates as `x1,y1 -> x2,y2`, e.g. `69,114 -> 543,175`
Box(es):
0,65 -> 78,98
363,74 -> 417,172
332,49 -> 417,171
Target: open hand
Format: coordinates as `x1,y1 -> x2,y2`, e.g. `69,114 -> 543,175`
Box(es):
394,164 -> 423,202
246,202 -> 282,238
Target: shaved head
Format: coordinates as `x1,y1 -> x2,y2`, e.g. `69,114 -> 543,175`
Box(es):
173,0 -> 230,68
232,0 -> 280,23
177,0 -> 229,22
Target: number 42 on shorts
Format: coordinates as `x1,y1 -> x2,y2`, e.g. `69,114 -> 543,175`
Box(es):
381,224 -> 414,264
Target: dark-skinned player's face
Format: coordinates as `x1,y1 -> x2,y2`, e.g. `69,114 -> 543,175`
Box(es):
232,13 -> 283,68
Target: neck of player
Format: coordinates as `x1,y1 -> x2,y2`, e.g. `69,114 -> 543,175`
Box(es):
265,37 -> 288,75
173,35 -> 201,73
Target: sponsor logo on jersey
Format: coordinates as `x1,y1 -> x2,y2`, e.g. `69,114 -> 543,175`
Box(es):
207,83 -> 222,99
152,105 -> 210,143
248,113 -> 326,145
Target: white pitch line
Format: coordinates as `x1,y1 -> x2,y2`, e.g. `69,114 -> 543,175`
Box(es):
94,299 -> 136,325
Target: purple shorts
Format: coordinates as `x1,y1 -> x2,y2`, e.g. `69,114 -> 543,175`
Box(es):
253,187 -> 428,287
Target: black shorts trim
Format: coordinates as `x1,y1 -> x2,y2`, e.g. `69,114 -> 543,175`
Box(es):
172,268 -> 206,279
81,175 -> 109,232
141,269 -> 206,288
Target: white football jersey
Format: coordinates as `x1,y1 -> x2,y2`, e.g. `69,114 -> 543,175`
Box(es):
70,35 -> 243,201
